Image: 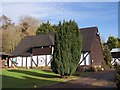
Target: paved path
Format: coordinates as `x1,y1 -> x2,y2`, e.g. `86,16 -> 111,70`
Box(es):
44,70 -> 117,88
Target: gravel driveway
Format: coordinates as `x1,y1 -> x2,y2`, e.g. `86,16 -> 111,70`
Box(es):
43,69 -> 117,88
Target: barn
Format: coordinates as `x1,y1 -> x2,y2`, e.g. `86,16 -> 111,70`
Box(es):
111,48 -> 120,65
9,26 -> 104,68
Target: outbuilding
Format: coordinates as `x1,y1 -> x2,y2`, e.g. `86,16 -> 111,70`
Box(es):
111,48 -> 120,65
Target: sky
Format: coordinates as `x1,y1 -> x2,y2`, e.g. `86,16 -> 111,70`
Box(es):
1,0 -> 119,42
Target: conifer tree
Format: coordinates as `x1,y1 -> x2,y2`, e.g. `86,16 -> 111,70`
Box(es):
51,20 -> 82,77
36,21 -> 55,34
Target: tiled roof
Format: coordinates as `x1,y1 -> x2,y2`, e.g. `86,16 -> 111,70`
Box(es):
12,27 -> 99,56
80,27 -> 98,51
111,48 -> 120,53
11,33 -> 55,56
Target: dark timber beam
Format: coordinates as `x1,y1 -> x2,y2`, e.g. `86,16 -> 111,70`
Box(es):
118,58 -> 120,61
45,55 -> 47,67
37,55 -> 38,67
31,54 -> 33,68
47,56 -> 53,66
22,57 -> 23,67
26,57 -> 27,68
32,58 -> 37,66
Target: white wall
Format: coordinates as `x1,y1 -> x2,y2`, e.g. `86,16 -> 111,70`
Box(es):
37,55 -> 46,66
86,53 -> 91,65
79,52 -> 91,66
9,55 -> 52,67
16,57 -> 22,67
9,52 -> 91,67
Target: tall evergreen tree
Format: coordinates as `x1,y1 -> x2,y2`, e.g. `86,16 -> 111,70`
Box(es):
36,21 -> 55,34
103,44 -> 112,68
51,20 -> 82,77
107,36 -> 118,50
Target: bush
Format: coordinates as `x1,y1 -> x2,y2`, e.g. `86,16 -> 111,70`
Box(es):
115,64 -> 120,88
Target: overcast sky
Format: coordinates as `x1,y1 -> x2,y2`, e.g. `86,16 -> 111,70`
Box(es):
1,1 -> 119,41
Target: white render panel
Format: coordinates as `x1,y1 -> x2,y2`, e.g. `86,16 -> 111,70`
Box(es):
86,53 -> 91,65
38,55 -> 46,66
23,57 -> 26,67
9,58 -> 12,67
16,57 -> 22,67
27,57 -> 31,67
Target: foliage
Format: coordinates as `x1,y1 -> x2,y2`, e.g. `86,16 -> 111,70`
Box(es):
0,15 -> 14,29
2,25 -> 22,52
101,59 -> 111,70
36,21 -> 55,34
0,15 -> 40,52
19,15 -> 40,38
102,36 -> 120,69
117,38 -> 120,48
102,44 -> 112,68
107,36 -> 118,50
114,64 -> 120,88
51,20 -> 82,77
0,15 -> 21,52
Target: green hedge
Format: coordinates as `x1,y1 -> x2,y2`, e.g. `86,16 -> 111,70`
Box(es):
115,64 -> 120,88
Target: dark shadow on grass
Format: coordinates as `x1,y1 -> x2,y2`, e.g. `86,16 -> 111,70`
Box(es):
40,69 -> 53,73
7,69 -> 60,78
1,74 -> 60,89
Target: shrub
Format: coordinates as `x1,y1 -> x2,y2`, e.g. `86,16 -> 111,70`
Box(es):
115,64 -> 120,88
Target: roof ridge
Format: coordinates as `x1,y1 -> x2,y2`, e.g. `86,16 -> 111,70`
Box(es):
80,26 -> 98,30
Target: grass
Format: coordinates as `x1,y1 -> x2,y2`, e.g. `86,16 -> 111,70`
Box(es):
0,68 -> 79,89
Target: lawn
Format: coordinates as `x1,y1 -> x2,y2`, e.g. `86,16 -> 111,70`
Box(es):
0,68 -> 78,89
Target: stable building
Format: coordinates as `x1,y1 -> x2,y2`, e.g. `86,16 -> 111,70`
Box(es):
111,48 -> 120,65
9,27 -> 104,68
